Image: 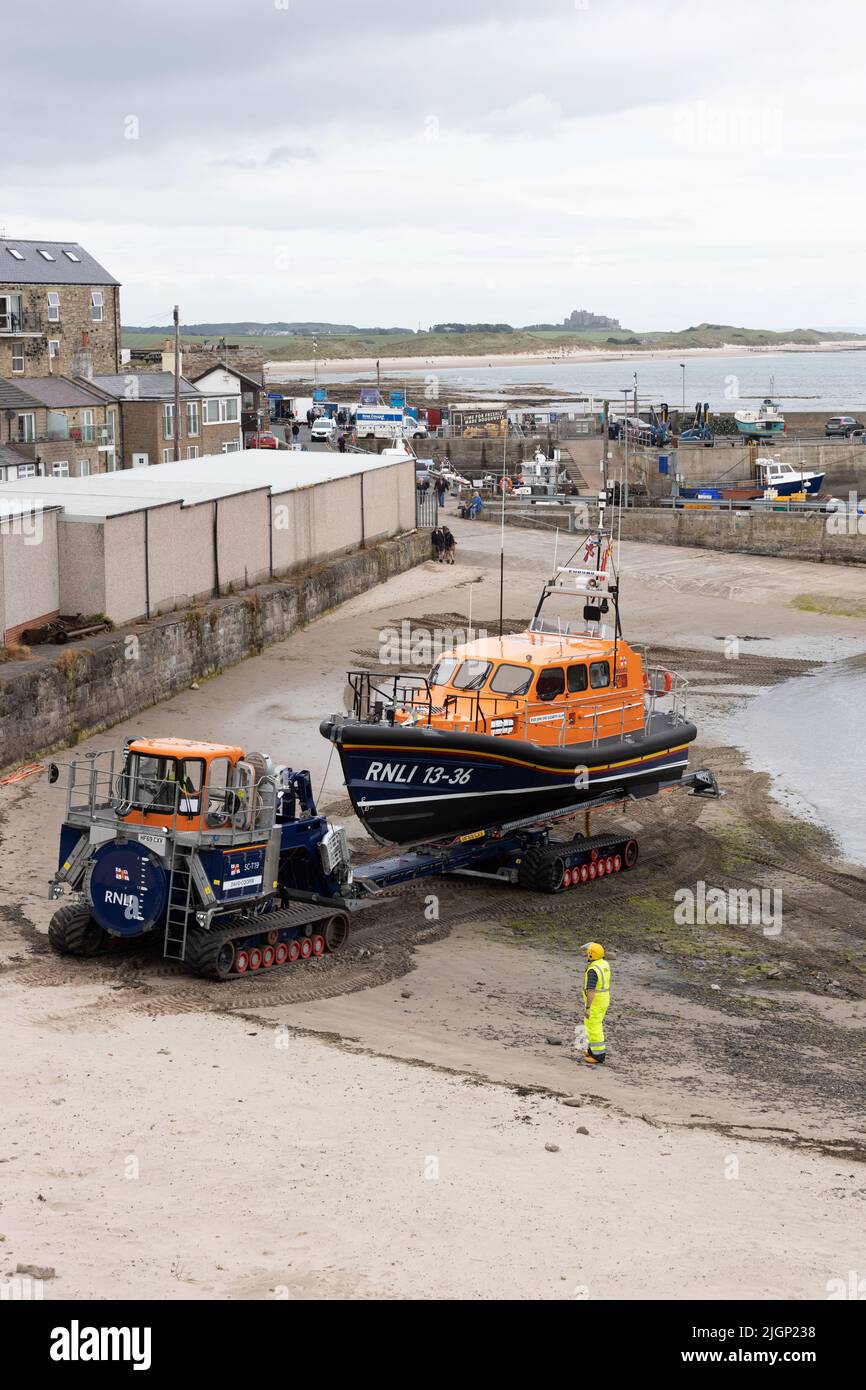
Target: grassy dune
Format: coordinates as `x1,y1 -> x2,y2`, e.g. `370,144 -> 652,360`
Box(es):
121,323 -> 865,359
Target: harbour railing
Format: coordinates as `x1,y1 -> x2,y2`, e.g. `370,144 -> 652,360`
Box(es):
346,668 -> 689,748
56,750 -> 285,846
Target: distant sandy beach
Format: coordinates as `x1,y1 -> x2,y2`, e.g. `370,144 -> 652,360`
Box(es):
268,339 -> 866,379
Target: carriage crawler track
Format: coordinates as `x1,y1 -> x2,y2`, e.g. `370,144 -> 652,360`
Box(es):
516,832 -> 639,893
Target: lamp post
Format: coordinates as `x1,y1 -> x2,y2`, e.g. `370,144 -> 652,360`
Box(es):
679,362 -> 685,413
623,388 -> 630,510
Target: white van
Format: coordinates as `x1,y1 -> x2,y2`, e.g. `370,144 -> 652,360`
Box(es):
355,408 -> 403,440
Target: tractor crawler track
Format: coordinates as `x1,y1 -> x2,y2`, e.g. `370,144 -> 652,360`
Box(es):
184,901 -> 352,980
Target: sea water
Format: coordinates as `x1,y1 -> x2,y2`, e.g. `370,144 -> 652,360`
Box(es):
728,656 -> 866,866
316,348 -> 866,414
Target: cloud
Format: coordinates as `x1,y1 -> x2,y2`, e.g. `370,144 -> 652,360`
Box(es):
265,146 -> 317,167
210,158 -> 259,171
2,0 -> 865,328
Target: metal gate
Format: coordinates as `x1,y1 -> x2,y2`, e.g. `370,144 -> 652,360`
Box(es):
416,491 -> 439,527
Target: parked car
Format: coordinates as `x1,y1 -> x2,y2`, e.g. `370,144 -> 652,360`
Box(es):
247,432 -> 279,449
825,416 -> 864,437
310,416 -> 337,442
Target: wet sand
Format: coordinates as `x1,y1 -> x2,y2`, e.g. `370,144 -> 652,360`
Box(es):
2,524 -> 866,1299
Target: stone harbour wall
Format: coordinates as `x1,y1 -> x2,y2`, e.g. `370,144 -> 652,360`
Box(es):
469,504 -> 866,564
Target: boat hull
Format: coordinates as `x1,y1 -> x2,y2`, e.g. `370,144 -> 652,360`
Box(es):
678,472 -> 825,500
320,716 -> 697,845
773,472 -> 824,497
735,424 -> 786,439
678,484 -> 763,501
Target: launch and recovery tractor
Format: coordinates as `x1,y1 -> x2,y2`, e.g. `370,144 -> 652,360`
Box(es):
47,737 -> 355,979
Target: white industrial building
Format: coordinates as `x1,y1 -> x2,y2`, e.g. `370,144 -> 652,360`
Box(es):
0,448 -> 416,642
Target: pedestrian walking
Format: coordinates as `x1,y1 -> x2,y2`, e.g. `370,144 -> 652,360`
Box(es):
291,421 -> 300,447
337,433 -> 346,453
435,478 -> 448,508
441,524 -> 456,564
580,942 -> 611,1065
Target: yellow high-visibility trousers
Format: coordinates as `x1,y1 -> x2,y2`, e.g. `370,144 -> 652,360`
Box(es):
585,994 -> 610,1059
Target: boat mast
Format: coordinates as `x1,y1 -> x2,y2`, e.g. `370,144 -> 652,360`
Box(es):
498,413 -> 507,637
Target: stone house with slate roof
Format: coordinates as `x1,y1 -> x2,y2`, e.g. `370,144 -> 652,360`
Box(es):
0,238 -> 121,380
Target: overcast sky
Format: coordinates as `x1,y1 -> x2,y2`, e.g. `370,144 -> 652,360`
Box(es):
3,0 -> 864,330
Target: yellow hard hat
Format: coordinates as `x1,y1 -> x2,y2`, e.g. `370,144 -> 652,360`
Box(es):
585,942 -> 605,961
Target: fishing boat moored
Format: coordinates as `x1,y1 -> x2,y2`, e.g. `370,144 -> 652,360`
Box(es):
676,455 -> 825,501
734,397 -> 786,440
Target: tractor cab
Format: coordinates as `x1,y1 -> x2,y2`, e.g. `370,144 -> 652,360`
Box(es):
117,738 -> 247,833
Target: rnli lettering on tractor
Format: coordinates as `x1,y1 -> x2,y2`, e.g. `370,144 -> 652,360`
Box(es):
365,762 -> 473,786
88,839 -> 168,937
103,890 -> 144,921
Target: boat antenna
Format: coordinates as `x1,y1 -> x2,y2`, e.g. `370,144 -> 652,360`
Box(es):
607,467 -> 623,683
498,414 -> 507,637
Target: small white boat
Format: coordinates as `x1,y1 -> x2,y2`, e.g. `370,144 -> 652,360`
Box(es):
734,398 -> 786,440
757,456 -> 824,497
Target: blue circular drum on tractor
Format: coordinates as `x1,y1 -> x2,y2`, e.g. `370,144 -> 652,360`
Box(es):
88,839 -> 168,937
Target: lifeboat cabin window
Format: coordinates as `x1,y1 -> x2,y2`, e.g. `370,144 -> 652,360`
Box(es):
589,660 -> 611,689
536,667 -> 565,702
490,663 -> 533,696
567,664 -> 588,693
452,659 -> 492,690
430,657 -> 458,687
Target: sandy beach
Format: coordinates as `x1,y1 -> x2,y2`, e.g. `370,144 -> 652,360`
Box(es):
2,524 -> 866,1300
266,340 -> 866,379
